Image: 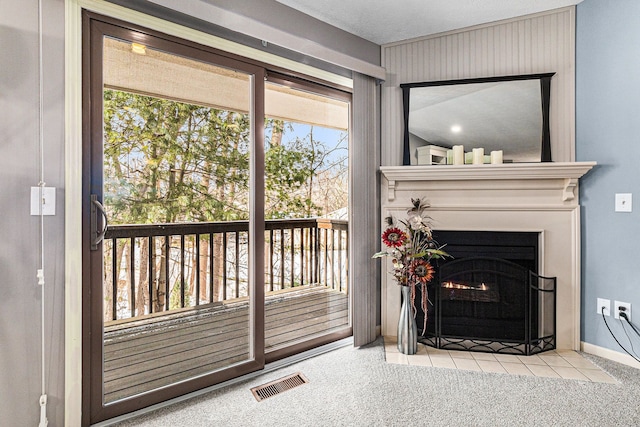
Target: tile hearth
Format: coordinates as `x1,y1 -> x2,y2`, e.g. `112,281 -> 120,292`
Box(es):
383,337 -> 616,384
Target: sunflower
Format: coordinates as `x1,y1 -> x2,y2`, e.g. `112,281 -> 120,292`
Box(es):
409,259 -> 435,284
381,227 -> 407,248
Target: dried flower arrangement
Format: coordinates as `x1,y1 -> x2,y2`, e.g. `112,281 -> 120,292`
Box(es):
373,199 -> 450,333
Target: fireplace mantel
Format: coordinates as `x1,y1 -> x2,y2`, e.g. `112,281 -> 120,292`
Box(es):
380,162 -> 596,202
379,161 -> 596,350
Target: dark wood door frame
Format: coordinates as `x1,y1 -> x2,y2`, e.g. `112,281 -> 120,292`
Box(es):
82,12 -> 266,424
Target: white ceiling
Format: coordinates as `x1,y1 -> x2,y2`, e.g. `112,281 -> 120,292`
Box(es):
275,0 -> 583,45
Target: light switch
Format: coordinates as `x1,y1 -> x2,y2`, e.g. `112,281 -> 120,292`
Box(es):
30,187 -> 56,216
615,193 -> 632,212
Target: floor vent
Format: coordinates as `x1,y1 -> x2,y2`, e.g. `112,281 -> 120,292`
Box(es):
250,372 -> 308,401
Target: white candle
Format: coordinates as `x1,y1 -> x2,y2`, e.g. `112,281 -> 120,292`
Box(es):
446,150 -> 453,165
472,148 -> 484,165
465,152 -> 473,164
453,145 -> 464,165
490,150 -> 503,164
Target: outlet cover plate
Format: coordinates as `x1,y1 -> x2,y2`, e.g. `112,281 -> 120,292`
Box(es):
597,298 -> 610,316
614,300 -> 631,321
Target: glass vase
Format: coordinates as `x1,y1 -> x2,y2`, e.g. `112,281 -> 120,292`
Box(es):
397,285 -> 418,354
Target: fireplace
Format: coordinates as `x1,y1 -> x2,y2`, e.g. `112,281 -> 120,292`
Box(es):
379,162 -> 596,351
416,231 -> 556,355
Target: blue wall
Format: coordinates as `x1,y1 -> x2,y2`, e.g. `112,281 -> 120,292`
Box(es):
577,0 -> 640,353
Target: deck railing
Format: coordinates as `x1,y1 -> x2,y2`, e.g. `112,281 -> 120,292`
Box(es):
103,218 -> 348,321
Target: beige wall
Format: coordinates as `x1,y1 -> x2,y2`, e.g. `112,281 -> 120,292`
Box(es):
381,7 -> 576,166
0,0 -> 66,425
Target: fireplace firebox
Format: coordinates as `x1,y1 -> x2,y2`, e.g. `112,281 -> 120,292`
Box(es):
417,231 -> 556,355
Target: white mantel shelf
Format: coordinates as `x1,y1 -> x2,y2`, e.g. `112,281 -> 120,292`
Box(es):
380,161 -> 596,181
380,161 -> 596,202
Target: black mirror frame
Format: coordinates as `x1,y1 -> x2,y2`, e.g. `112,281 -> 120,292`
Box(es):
400,73 -> 555,166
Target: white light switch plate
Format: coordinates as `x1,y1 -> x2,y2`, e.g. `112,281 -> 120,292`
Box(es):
30,187 -> 56,216
615,193 -> 632,212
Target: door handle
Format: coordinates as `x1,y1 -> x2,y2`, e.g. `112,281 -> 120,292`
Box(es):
91,194 -> 108,250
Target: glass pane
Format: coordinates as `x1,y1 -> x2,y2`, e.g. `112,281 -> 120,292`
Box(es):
101,37 -> 252,403
263,81 -> 350,352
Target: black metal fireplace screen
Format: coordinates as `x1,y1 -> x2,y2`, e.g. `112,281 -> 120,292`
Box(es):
419,257 -> 556,355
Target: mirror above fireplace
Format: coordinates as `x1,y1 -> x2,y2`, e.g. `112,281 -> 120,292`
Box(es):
401,73 -> 555,165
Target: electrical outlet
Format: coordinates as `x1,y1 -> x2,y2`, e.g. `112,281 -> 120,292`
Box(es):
597,298 -> 610,316
614,301 -> 631,321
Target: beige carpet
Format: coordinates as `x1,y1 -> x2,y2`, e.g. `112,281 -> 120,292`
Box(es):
111,337 -> 640,427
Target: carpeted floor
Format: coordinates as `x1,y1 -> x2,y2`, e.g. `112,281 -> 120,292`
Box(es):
113,337 -> 640,427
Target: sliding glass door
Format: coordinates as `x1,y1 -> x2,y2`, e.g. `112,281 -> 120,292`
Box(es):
84,16 -> 264,423
83,13 -> 351,424
263,75 -> 352,360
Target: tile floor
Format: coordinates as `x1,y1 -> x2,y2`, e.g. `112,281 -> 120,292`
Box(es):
384,337 -> 617,384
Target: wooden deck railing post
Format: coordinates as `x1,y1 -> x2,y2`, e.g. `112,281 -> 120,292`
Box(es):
180,234 -> 186,308
111,238 -> 117,321
280,229 -> 285,290
337,229 -> 343,292
148,236 -> 154,315
164,236 -> 170,311
300,228 -> 304,286
209,233 -> 214,304
234,231 -> 240,298
289,228 -> 295,289
195,235 -> 200,307
269,229 -> 274,292
222,232 -> 228,301
129,237 -> 136,318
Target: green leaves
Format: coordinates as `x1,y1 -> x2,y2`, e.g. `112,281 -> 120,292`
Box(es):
372,251 -> 390,259
103,89 -> 251,224
103,90 -> 345,225
425,248 -> 451,259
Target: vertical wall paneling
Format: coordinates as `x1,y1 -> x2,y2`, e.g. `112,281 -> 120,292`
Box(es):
351,73 -> 380,346
381,7 -> 576,166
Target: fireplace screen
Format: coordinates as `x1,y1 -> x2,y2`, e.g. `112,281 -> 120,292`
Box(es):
420,257 -> 556,355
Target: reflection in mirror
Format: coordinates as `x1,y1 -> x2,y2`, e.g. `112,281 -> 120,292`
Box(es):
401,74 -> 554,165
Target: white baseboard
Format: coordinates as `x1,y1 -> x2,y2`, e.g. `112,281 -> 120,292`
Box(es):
581,341 -> 640,370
